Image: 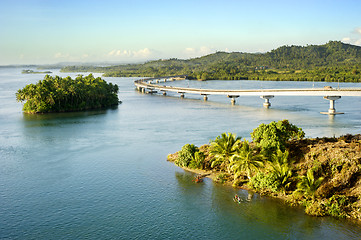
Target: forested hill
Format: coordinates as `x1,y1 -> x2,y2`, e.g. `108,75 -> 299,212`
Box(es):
61,41 -> 361,82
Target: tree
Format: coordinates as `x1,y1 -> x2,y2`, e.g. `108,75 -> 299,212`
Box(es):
230,140 -> 264,180
209,132 -> 241,173
176,144 -> 198,167
269,149 -> 293,193
296,169 -> 324,199
189,151 -> 205,169
251,120 -> 305,157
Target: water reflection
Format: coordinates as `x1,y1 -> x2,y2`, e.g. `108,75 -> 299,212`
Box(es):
174,170 -> 361,239
22,108 -> 116,123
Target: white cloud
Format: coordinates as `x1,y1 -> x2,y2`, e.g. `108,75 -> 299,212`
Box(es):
185,47 -> 196,55
341,37 -> 351,43
107,48 -> 152,59
342,27 -> 361,46
184,46 -> 214,58
54,52 -> 70,59
353,27 -> 361,35
341,37 -> 361,46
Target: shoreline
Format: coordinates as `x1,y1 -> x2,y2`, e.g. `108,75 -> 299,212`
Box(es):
168,134 -> 361,222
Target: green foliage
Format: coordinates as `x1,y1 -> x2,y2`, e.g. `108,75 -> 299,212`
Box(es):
230,140 -> 263,180
175,144 -> 206,169
209,132 -> 241,173
215,173 -> 230,184
324,195 -> 349,218
249,172 -> 279,193
62,41 -> 361,82
16,74 -> 119,113
251,120 -> 305,157
303,194 -> 352,218
176,144 -> 199,168
249,149 -> 293,193
296,169 -> 324,199
188,151 -> 205,169
269,149 -> 293,192
304,200 -> 326,217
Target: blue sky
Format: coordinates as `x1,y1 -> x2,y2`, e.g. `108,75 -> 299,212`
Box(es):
1,0 -> 361,65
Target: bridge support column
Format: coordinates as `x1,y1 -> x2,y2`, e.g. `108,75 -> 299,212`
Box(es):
179,92 -> 185,98
321,96 -> 344,115
260,95 -> 274,108
202,94 -> 208,101
141,88 -> 145,93
227,95 -> 239,105
162,91 -> 167,96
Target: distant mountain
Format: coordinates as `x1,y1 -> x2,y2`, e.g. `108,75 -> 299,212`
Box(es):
61,41 -> 361,82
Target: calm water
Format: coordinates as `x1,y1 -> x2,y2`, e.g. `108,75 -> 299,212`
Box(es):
1,68 -> 361,239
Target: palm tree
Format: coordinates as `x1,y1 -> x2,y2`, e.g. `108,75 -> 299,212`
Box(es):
230,140 -> 264,180
269,148 -> 293,193
209,132 -> 241,173
296,169 -> 324,199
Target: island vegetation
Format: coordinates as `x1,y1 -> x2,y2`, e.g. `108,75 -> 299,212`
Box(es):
16,74 -> 120,113
61,41 -> 361,82
22,69 -> 52,74
167,120 -> 361,221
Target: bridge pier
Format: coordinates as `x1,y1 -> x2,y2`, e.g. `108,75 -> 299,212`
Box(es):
227,95 -> 239,105
260,95 -> 274,108
321,96 -> 344,115
162,91 -> 167,96
134,76 -> 361,114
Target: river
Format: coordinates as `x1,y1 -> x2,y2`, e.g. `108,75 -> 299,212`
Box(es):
1,68 -> 361,239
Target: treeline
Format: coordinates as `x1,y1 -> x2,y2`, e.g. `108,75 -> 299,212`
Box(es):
61,41 -> 361,82
16,74 -> 119,113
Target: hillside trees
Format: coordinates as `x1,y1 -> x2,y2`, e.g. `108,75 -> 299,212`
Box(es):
62,41 -> 361,82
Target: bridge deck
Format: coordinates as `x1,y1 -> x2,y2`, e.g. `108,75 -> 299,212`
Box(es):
134,78 -> 361,97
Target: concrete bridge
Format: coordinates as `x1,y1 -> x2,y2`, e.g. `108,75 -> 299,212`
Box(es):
134,75 -> 361,115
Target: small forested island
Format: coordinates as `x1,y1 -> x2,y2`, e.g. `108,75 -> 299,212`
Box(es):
167,120 -> 361,221
61,41 -> 361,82
22,69 -> 52,74
16,74 -> 120,113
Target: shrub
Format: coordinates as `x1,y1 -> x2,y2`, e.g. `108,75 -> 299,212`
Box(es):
188,151 -> 205,169
176,144 -> 198,167
251,120 -> 305,157
304,200 -> 326,216
215,173 -> 230,184
324,195 -> 349,218
249,172 -> 279,193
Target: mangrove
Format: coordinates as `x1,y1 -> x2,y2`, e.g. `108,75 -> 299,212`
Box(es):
16,74 -> 120,113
